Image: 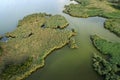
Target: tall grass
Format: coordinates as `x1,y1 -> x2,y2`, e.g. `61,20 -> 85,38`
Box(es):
0,13 -> 74,80
91,35 -> 120,80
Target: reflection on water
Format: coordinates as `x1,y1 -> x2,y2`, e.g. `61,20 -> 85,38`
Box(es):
0,0 -> 120,80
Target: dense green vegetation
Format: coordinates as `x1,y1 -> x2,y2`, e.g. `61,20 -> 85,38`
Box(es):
63,0 -> 120,80
91,35 -> 120,64
64,0 -> 120,34
0,13 -> 75,80
104,19 -> 120,37
91,35 -> 120,80
0,57 -> 33,80
63,0 -> 120,18
46,15 -> 69,29
109,0 -> 120,3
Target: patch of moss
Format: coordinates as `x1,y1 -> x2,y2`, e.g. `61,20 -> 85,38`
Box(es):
0,13 -> 75,80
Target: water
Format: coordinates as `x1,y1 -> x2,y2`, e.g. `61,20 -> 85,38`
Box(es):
0,0 -> 120,80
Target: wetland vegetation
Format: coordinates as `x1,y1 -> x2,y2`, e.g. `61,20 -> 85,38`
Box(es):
0,36 -> 2,40
0,13 -> 75,80
104,19 -> 120,37
0,0 -> 120,80
91,35 -> 120,80
63,0 -> 120,80
63,0 -> 120,18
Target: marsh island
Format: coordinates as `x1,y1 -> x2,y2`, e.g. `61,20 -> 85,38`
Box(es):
0,0 -> 120,80
63,0 -> 120,80
0,13 -> 76,80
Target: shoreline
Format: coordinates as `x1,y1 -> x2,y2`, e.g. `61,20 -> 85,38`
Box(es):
63,0 -> 120,80
0,13 -> 76,80
19,32 -> 74,80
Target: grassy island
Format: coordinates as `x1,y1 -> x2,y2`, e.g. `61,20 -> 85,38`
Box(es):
63,1 -> 120,79
64,0 -> 120,37
63,0 -> 120,18
91,35 -> 120,80
46,15 -> 69,29
0,13 -> 75,80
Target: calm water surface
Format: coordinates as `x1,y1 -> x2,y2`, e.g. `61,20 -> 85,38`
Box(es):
0,0 -> 120,80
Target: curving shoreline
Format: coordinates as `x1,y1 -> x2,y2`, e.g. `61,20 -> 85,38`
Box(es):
0,13 -> 76,80
63,0 -> 120,80
91,35 -> 120,80
14,38 -> 72,80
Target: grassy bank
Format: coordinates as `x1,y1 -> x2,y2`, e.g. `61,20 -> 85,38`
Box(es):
0,13 -> 75,80
63,0 -> 120,18
91,35 -> 120,80
104,19 -> 120,37
63,0 -> 120,80
64,0 -> 120,37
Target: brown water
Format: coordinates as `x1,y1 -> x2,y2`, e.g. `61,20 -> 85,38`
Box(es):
0,0 -> 120,80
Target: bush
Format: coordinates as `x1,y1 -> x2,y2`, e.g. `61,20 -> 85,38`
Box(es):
91,35 -> 120,80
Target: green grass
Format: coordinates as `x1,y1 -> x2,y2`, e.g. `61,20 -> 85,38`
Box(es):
64,0 -> 120,80
46,15 -> 69,29
69,37 -> 78,49
0,57 -> 33,80
63,0 -> 120,18
63,3 -> 104,18
91,35 -> 120,80
73,0 -> 90,6
104,18 -> 120,37
0,13 -> 75,80
102,11 -> 120,19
